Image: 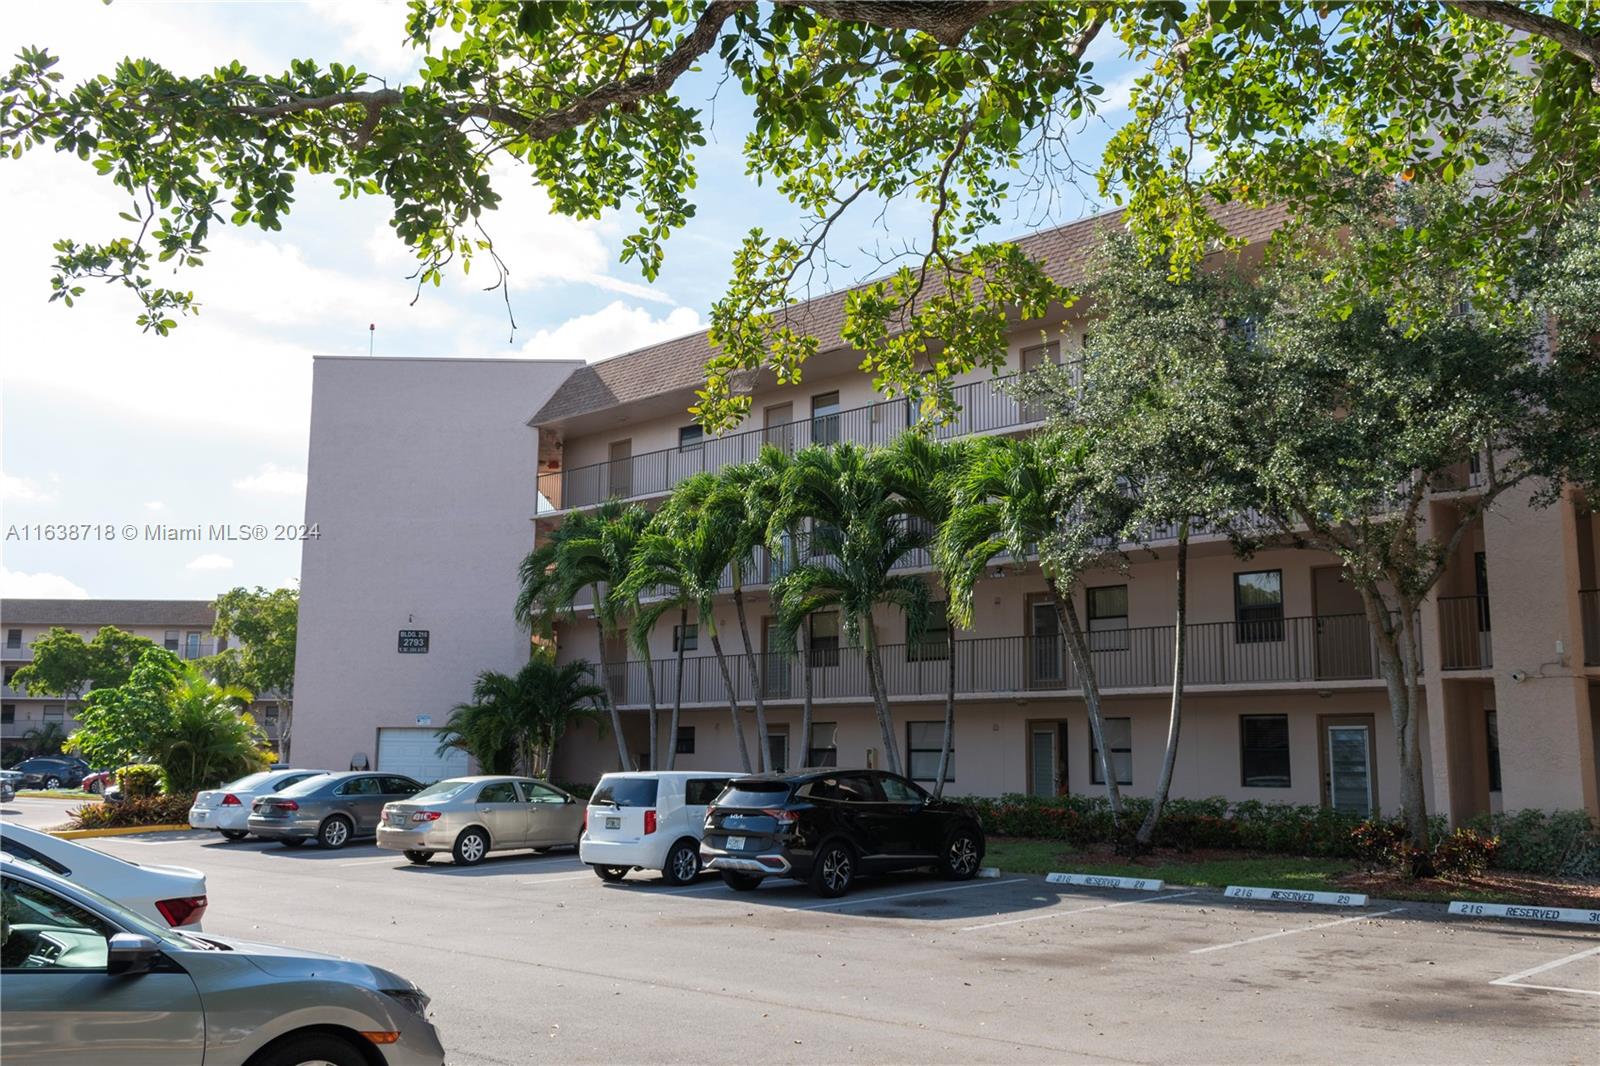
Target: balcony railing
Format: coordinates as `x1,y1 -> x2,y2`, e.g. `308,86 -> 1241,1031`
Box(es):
1437,594 -> 1492,671
538,372 -> 1043,514
595,613 -> 1381,708
1,719 -> 78,739
1582,589 -> 1598,668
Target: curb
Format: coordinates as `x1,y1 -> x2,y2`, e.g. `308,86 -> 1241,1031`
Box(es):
49,824 -> 193,839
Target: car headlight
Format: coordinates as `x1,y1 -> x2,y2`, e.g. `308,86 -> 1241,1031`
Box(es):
382,988 -> 431,1017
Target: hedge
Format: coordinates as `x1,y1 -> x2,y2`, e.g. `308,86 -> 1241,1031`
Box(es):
1464,809 -> 1600,879
70,794 -> 195,829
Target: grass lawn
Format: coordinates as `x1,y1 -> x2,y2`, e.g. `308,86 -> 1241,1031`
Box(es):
15,789 -> 97,800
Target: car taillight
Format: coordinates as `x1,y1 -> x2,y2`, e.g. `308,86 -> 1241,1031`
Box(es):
411,811 -> 443,823
582,809 -> 588,832
644,809 -> 657,835
761,807 -> 799,827
277,800 -> 298,811
220,793 -> 241,806
155,895 -> 207,927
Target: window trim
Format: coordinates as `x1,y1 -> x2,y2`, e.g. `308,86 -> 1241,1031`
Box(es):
1086,584 -> 1130,652
677,425 -> 704,453
1238,713 -> 1292,789
904,721 -> 953,784
675,726 -> 696,755
1233,568 -> 1285,644
672,624 -> 698,653
1089,716 -> 1133,786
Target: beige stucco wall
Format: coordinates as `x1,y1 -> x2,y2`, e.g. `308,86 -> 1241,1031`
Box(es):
292,356 -> 580,771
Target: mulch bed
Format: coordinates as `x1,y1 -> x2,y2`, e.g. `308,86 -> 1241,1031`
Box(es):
1335,868 -> 1600,909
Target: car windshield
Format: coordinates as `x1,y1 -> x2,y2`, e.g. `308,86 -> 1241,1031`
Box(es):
713,782 -> 793,808
410,780 -> 474,801
275,774 -> 333,798
591,777 -> 659,807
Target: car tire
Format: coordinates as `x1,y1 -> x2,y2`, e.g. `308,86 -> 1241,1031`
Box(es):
279,837 -> 306,848
403,849 -> 433,864
247,1031 -> 368,1066
87,779 -> 104,795
661,838 -> 700,885
593,864 -> 629,883
720,871 -> 764,892
810,840 -> 856,898
219,830 -> 249,841
452,827 -> 490,866
940,827 -> 983,881
44,776 -> 61,790
317,815 -> 354,849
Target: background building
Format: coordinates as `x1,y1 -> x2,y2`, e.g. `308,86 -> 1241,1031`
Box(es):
289,355 -> 582,779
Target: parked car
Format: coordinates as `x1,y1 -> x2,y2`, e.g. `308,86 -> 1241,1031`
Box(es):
377,775 -> 585,866
0,855 -> 445,1065
0,770 -> 19,803
247,771 -> 423,849
580,771 -> 738,885
188,768 -> 327,840
80,768 -> 115,794
0,820 -> 208,929
11,756 -> 87,790
699,769 -> 986,898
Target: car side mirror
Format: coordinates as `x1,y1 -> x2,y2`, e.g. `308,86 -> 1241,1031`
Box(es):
564,796 -> 575,805
106,933 -> 162,977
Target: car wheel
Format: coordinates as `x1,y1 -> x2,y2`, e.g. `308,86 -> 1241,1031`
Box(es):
720,870 -> 764,891
317,816 -> 353,849
247,1031 -> 368,1066
810,841 -> 856,898
940,828 -> 983,880
279,837 -> 306,848
661,839 -> 700,885
219,830 -> 249,841
87,779 -> 104,795
403,849 -> 433,865
44,776 -> 61,789
593,864 -> 629,883
452,827 -> 490,866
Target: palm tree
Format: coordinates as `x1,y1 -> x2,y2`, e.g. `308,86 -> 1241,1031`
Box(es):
148,665 -> 267,793
618,506 -> 698,770
770,443 -> 930,776
516,500 -> 650,769
939,432 -> 1134,825
20,721 -> 67,758
880,433 -> 970,796
622,473 -> 755,772
436,655 -> 606,776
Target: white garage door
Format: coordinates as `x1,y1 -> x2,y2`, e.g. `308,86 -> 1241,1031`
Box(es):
377,728 -> 470,783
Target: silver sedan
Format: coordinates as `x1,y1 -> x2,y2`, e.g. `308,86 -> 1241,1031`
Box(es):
377,776 -> 584,866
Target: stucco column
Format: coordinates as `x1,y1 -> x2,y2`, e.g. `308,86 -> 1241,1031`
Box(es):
1482,485 -> 1598,817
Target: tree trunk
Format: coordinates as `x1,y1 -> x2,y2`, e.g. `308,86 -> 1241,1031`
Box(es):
733,586 -> 772,772
1359,585 -> 1433,873
860,617 -> 903,775
798,620 -> 815,769
932,623 -> 957,798
1136,519 -> 1188,848
667,606 -> 687,771
593,606 -> 631,769
709,628 -> 753,773
1049,575 -> 1123,824
643,645 -> 660,772
277,697 -> 293,763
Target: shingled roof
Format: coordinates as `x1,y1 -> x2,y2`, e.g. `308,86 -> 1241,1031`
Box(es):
529,201 -> 1288,427
2,599 -> 216,628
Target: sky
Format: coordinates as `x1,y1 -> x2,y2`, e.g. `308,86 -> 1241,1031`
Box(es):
0,1 -> 1128,602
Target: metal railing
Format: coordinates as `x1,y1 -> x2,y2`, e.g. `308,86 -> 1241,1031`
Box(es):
1582,589 -> 1598,668
538,372 -> 1042,514
1437,594 -> 1492,670
595,613 -> 1382,708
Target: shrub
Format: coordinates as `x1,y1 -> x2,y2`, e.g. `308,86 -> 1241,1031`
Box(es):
1432,827 -> 1500,877
117,764 -> 166,799
552,780 -> 595,801
1465,809 -> 1600,878
70,793 -> 195,829
1350,818 -> 1418,870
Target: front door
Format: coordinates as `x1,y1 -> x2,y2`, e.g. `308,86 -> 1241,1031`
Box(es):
766,729 -> 789,774
1028,722 -> 1069,795
1320,717 -> 1377,815
761,617 -> 791,698
1313,566 -> 1371,679
1028,597 -> 1063,687
474,780 -> 530,847
764,403 -> 794,452
608,439 -> 633,500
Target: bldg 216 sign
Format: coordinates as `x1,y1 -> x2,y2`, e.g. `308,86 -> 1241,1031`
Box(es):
398,629 -> 430,654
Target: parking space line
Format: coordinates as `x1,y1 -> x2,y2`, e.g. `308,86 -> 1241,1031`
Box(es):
788,877 -> 1028,913
337,856 -> 405,867
1489,944 -> 1600,996
960,890 -> 1199,932
1190,907 -> 1406,954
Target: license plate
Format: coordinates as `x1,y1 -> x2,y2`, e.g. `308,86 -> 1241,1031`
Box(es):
725,835 -> 746,851
387,812 -> 407,827
605,816 -> 621,830
192,811 -> 208,823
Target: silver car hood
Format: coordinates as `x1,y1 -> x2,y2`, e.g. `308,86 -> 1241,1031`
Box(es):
187,934 -> 417,991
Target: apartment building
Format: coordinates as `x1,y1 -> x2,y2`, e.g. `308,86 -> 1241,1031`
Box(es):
528,204 -> 1600,823
0,598 -> 254,753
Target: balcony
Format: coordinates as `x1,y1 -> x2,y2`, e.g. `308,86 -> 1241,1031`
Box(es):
1,719 -> 78,739
1582,589 -> 1598,668
538,372 -> 1044,515
596,613 -> 1382,708
1437,595 -> 1492,671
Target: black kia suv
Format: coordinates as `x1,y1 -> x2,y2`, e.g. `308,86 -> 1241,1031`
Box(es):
700,769 -> 985,897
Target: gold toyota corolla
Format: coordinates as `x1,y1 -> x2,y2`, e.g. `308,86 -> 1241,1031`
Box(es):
377,776 -> 585,866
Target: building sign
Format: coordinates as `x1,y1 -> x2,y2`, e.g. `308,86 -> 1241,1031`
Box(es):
415,713 -> 433,726
398,629 -> 430,654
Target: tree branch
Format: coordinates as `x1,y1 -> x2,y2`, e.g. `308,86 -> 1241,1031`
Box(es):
1446,1 -> 1600,90
778,1 -> 1019,46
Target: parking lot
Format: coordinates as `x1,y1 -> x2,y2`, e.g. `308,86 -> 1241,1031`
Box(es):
46,810 -> 1594,1065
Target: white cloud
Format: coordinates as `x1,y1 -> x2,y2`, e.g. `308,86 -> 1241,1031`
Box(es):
144,501 -> 165,512
0,567 -> 89,599
521,302 -> 704,363
233,464 -> 308,497
186,553 -> 235,572
1,472 -> 58,504
304,0 -> 419,77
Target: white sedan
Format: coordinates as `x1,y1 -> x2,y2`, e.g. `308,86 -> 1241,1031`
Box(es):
0,820 -> 209,928
189,767 -> 327,839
